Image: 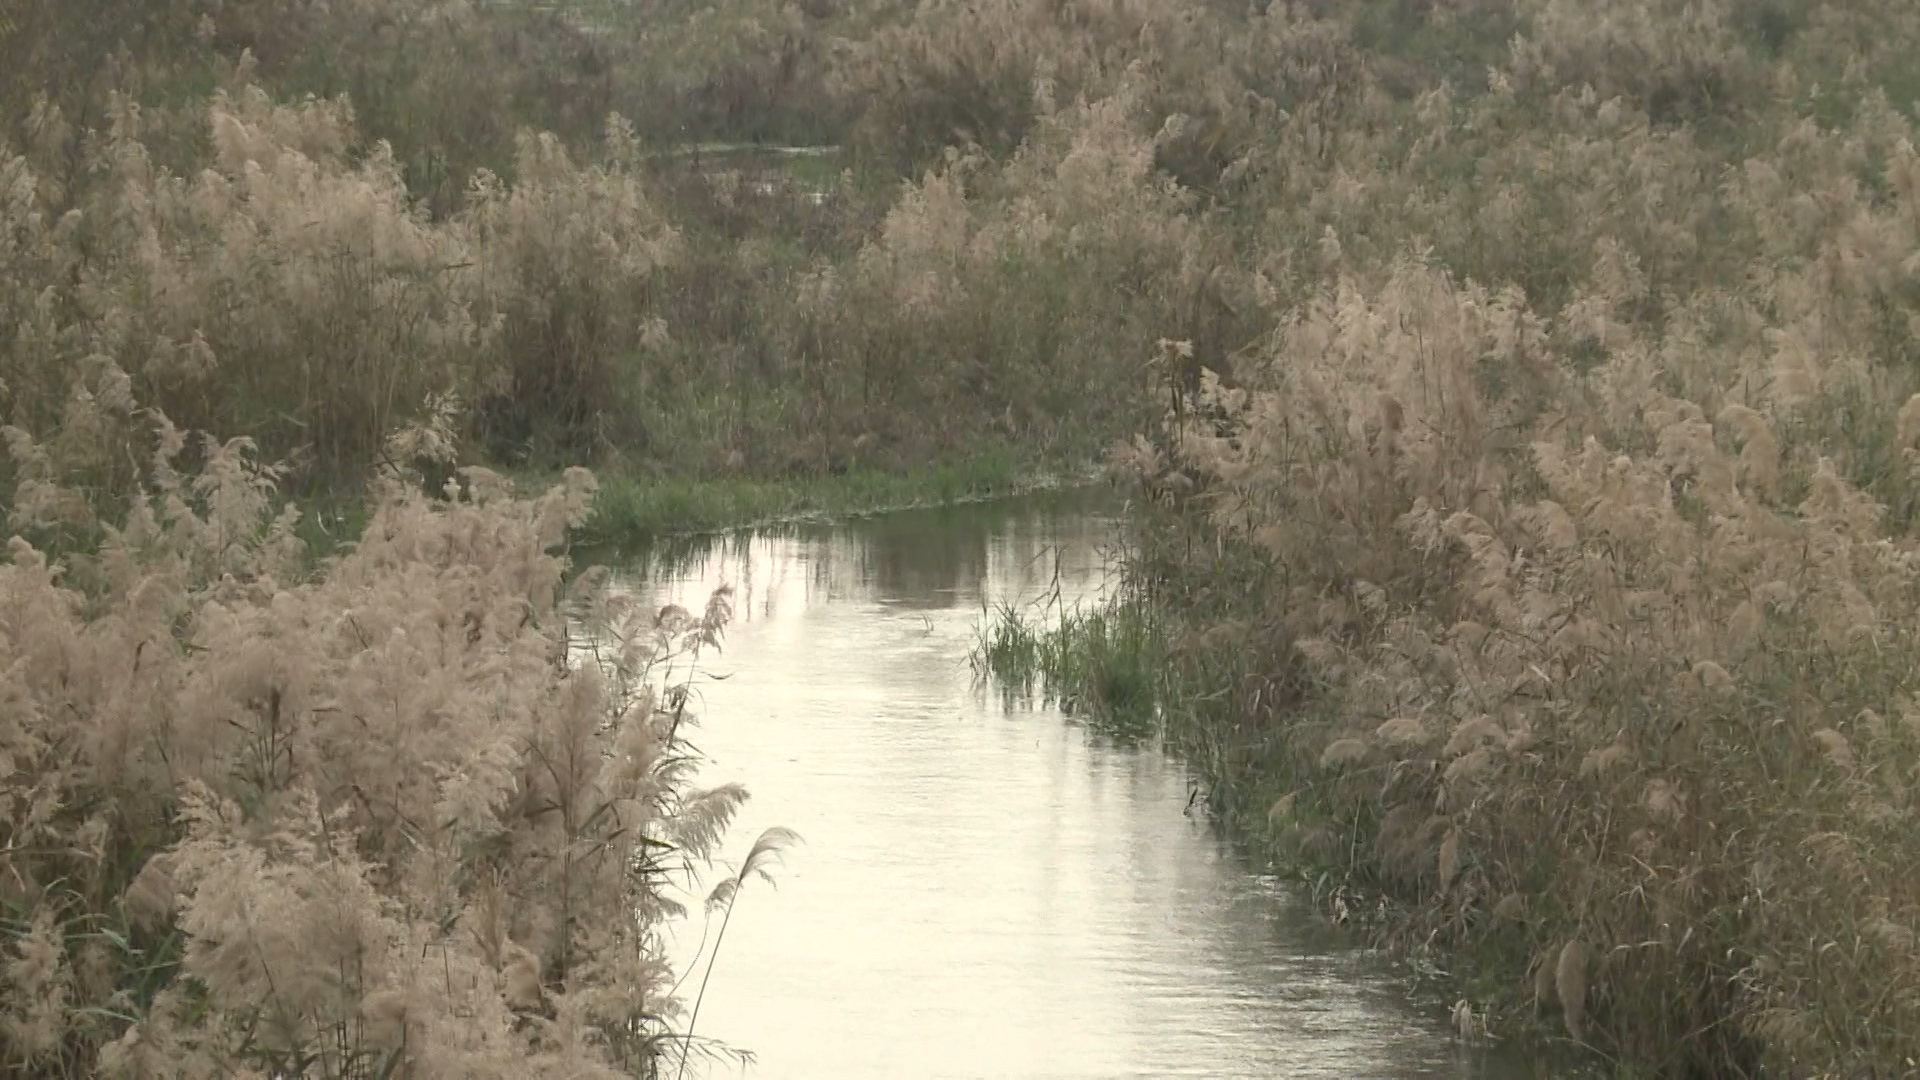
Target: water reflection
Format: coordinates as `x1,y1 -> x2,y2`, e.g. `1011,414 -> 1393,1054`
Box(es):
605,491 -> 1552,1079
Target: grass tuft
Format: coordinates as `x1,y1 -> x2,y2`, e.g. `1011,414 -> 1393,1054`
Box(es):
973,593 -> 1160,739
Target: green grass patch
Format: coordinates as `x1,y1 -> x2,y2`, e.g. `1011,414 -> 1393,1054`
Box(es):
972,595 -> 1160,739
251,451 -> 1098,575
565,449 -> 1097,549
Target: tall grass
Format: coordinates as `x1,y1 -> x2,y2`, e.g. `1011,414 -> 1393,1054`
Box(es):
1,3 -> 1202,518
674,826 -> 801,1080
13,0 -> 1920,1074
935,1 -> 1920,1074
0,426 -> 792,1075
1087,23 -> 1920,1072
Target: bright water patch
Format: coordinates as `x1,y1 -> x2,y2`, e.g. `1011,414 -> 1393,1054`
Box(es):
606,491 -> 1548,1079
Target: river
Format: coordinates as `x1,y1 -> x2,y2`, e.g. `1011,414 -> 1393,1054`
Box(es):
605,489 -> 1553,1079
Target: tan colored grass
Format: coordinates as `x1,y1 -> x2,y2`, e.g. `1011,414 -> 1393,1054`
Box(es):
1103,1 -> 1920,1072
11,0 -> 1920,1074
0,421 -> 749,1075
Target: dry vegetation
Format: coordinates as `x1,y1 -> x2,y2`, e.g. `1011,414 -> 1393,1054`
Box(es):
0,0 -> 1220,496
0,432 -> 768,1075
1092,2 -> 1920,1075
8,0 -> 1920,1074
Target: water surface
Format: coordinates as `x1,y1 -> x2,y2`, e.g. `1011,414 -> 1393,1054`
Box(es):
611,492 -> 1546,1079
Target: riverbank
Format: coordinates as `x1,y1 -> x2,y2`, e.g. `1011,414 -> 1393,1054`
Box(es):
987,338 -> 1920,1079
975,548 -> 1601,1065
570,451 -> 1100,547
282,452 -> 1101,569
0,463 -> 762,1077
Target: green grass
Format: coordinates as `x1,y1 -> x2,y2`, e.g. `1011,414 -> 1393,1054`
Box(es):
286,494 -> 373,569
973,595 -> 1160,739
248,449 -> 1098,576
565,448 -> 1097,549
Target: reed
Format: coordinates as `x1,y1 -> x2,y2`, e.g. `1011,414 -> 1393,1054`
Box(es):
13,0 -> 1920,1074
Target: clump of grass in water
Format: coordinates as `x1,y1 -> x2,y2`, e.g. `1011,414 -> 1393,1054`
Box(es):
974,600 -> 1047,689
973,595 -> 1160,739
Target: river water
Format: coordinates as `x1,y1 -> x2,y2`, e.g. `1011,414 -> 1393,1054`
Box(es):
608,490 -> 1548,1080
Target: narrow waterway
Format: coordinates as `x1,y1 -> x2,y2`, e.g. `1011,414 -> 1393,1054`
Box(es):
608,491 -> 1547,1079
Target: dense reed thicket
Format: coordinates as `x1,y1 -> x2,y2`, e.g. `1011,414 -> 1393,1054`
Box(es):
11,0 -> 1920,1074
966,0 -> 1920,1075
0,0 -> 1224,506
0,436 -> 775,1075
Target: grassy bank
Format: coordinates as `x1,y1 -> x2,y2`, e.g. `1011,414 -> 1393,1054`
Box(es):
977,582 -> 1620,1059
962,1 -> 1920,1071
569,449 -> 1089,546
2,0 -> 1216,529
284,449 -> 1078,562
0,452 -> 788,1077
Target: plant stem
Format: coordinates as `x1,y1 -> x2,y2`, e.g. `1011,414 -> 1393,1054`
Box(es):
675,889 -> 741,1080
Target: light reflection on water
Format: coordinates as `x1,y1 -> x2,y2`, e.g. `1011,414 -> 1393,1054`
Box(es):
605,492 -> 1547,1079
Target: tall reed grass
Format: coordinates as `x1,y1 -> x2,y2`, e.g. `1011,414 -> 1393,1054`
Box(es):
1090,18 -> 1920,1072
0,415 -> 799,1075
15,0 -> 1920,1074
976,1 -> 1920,1073
2,0 -> 1204,510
